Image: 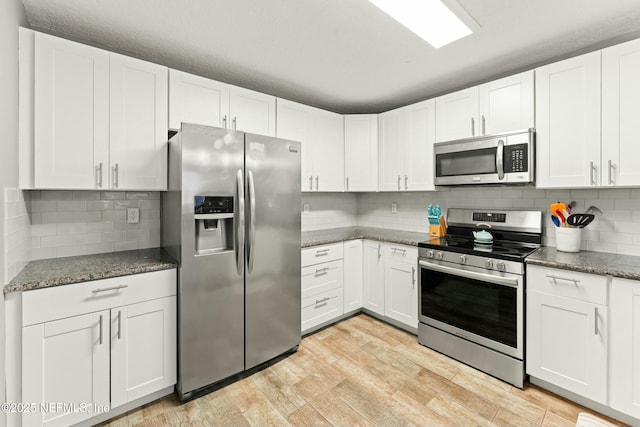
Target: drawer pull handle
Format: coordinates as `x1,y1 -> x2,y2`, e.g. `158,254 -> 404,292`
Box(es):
545,275 -> 579,286
315,267 -> 330,274
392,248 -> 407,254
92,285 -> 129,294
315,249 -> 330,255
594,307 -> 599,335
99,315 -> 103,345
315,297 -> 330,305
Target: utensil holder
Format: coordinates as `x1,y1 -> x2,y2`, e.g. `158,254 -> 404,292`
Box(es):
556,227 -> 581,252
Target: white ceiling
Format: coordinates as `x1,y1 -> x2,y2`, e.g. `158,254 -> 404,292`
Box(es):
20,0 -> 640,114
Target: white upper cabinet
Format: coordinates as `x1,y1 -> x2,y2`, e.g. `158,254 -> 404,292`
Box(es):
435,87 -> 478,142
23,30 -> 168,190
32,31 -> 110,189
110,54 -> 168,190
405,99 -> 436,191
602,38 -> 640,187
435,71 -> 534,143
344,115 -> 378,191
535,51 -> 601,188
479,71 -> 534,135
169,70 -> 275,136
276,98 -> 344,192
378,107 -> 406,191
169,70 -> 230,130
229,85 -> 276,137
378,99 -> 435,191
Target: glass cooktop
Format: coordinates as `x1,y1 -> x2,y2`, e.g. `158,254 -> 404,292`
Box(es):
418,235 -> 540,261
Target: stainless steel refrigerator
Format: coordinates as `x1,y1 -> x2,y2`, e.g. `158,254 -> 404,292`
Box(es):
162,123 -> 301,400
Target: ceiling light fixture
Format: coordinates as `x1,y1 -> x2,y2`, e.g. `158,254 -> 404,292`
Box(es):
369,0 -> 473,48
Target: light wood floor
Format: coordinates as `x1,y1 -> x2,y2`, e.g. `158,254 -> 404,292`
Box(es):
101,314 -> 626,427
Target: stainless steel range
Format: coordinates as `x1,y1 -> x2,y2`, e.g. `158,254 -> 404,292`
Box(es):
417,208 -> 542,388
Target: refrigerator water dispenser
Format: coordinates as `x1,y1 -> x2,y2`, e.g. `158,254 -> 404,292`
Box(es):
194,196 -> 234,255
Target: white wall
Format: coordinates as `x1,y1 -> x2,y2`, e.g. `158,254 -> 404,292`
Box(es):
301,193 -> 357,231
0,0 -> 28,424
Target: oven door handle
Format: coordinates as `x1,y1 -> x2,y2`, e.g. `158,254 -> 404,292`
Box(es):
418,260 -> 519,288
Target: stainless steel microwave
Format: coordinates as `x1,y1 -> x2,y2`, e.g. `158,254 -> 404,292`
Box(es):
434,129 -> 534,186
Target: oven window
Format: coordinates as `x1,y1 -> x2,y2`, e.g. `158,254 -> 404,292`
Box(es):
421,267 -> 517,348
436,147 -> 497,176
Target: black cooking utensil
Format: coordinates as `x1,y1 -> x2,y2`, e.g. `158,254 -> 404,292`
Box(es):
566,213 -> 595,228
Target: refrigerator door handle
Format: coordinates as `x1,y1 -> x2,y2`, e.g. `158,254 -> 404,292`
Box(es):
236,169 -> 245,276
247,170 -> 256,273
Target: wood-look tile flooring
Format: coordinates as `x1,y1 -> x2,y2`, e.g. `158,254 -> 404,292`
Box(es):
101,314 -> 626,427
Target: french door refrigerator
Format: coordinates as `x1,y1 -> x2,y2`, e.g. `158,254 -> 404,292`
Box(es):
162,123 -> 301,400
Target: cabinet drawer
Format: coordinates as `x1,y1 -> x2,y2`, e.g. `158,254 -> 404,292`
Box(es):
302,243 -> 344,267
302,259 -> 343,299
23,269 -> 177,326
527,265 -> 607,305
301,288 -> 344,332
383,244 -> 417,262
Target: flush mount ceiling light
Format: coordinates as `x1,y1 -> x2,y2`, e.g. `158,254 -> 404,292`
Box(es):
369,0 -> 473,48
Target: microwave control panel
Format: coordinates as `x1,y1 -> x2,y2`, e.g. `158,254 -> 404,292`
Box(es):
504,144 -> 528,173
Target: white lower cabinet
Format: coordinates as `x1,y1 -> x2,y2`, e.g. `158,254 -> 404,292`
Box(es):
382,244 -> 418,329
526,265 -> 608,404
363,240 -> 384,315
301,243 -> 344,332
20,269 -> 177,427
343,239 -> 364,313
610,277 -> 640,419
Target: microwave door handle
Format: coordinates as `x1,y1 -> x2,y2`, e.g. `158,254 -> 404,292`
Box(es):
496,139 -> 505,180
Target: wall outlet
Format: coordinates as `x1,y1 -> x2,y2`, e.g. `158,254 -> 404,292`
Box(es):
391,202 -> 397,214
127,207 -> 140,224
303,203 -> 310,214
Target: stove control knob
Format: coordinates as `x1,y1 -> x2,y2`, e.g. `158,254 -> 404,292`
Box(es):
435,252 -> 444,260
496,261 -> 506,272
485,259 -> 494,269
460,255 -> 467,264
426,250 -> 434,259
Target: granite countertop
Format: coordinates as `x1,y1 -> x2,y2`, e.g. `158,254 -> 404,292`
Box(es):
4,248 -> 177,294
526,246 -> 640,280
302,226 -> 430,248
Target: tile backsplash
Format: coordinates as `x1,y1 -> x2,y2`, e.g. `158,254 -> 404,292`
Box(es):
30,191 -> 160,260
3,188 -> 30,283
304,187 -> 640,256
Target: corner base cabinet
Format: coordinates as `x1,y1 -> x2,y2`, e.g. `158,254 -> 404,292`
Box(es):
20,269 -> 177,427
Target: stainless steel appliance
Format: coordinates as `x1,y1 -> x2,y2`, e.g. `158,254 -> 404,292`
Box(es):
162,123 -> 301,400
418,208 -> 542,388
434,129 -> 535,185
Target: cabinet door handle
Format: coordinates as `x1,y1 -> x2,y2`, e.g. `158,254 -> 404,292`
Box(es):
545,275 -> 579,286
481,115 -> 486,135
404,174 -> 408,190
397,175 -> 401,190
99,315 -> 103,345
232,116 -> 237,130
589,161 -> 597,186
309,175 -> 313,191
117,310 -> 122,340
96,163 -> 103,188
222,115 -> 227,128
346,176 -> 349,191
594,307 -> 599,335
378,243 -> 381,258
608,160 -> 615,185
315,176 -> 319,191
113,163 -> 119,188
92,284 -> 129,294
471,117 -> 475,136
412,266 -> 416,286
